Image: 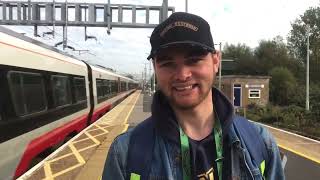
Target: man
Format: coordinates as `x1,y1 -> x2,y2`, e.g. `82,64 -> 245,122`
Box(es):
103,12 -> 285,180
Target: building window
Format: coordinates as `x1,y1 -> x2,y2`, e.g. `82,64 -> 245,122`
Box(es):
8,71 -> 47,116
74,77 -> 86,102
249,89 -> 261,99
52,75 -> 72,107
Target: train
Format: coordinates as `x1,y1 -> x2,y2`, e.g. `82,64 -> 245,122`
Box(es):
0,26 -> 138,179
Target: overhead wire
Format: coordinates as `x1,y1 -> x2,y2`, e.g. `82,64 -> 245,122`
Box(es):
2,0 -> 111,66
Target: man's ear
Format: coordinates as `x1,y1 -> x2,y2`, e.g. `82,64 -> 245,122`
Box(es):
212,51 -> 221,73
152,59 -> 158,75
152,59 -> 156,69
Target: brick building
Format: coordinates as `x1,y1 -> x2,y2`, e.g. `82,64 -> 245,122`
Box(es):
215,75 -> 271,108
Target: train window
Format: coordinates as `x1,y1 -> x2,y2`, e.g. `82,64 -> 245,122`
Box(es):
74,77 -> 86,102
96,79 -> 104,98
51,75 -> 72,107
7,71 -> 47,116
111,80 -> 118,94
121,81 -> 127,91
103,80 -> 111,95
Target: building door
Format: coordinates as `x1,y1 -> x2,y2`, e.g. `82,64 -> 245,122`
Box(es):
233,84 -> 241,107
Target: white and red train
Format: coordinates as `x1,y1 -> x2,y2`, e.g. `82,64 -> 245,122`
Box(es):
0,26 -> 138,179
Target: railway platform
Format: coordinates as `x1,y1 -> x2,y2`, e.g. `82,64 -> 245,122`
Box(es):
18,90 -> 320,180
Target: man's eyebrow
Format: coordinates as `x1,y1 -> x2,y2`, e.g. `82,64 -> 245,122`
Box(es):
185,50 -> 208,57
155,55 -> 173,62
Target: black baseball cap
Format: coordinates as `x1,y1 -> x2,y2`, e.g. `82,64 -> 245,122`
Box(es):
147,12 -> 215,60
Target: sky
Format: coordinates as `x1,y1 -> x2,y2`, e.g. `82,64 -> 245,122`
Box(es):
1,0 -> 319,79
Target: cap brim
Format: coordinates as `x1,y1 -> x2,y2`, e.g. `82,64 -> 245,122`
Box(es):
147,41 -> 215,60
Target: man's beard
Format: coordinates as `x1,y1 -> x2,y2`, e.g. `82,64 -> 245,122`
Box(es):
162,81 -> 214,110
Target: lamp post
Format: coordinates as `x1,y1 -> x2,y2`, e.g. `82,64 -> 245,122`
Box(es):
306,25 -> 310,111
185,0 -> 188,12
215,42 -> 222,90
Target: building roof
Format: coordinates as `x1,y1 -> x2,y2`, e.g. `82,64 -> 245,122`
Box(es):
220,75 -> 271,79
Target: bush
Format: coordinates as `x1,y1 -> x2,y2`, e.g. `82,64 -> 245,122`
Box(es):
246,103 -> 319,139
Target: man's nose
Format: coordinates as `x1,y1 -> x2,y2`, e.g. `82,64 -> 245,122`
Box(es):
175,64 -> 192,81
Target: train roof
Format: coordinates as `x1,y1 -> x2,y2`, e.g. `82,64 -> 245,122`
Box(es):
0,26 -> 79,60
0,26 -> 137,83
90,64 -> 137,83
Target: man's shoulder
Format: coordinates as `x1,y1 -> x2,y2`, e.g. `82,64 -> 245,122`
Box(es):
231,116 -> 277,148
109,128 -> 133,153
249,120 -> 277,149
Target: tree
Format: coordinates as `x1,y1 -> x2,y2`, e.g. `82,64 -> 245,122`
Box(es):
269,67 -> 298,105
223,43 -> 259,75
288,6 -> 320,83
223,39 -> 303,78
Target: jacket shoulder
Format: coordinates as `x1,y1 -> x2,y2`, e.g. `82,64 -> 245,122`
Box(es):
250,121 -> 277,150
250,122 -> 286,179
102,128 -> 133,179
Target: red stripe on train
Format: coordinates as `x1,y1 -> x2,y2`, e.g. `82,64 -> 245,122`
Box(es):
91,104 -> 112,123
14,102 -> 113,178
14,114 -> 88,178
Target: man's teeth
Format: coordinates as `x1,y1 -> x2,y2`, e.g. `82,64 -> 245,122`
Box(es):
175,86 -> 193,90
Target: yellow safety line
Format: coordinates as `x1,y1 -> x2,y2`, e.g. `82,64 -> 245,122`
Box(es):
78,144 -> 99,152
69,143 -> 86,164
86,128 -> 101,133
51,164 -> 84,178
121,124 -> 129,134
73,132 -> 108,144
277,143 -> 320,164
98,91 -> 139,126
48,153 -> 73,163
98,92 -> 140,180
73,137 -> 92,144
124,92 -> 141,124
43,162 -> 53,180
51,143 -> 98,164
84,132 -> 101,145
99,103 -> 128,124
49,135 -> 105,163
95,124 -> 109,133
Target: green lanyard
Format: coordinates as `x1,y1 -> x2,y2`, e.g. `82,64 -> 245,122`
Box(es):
179,115 -> 223,180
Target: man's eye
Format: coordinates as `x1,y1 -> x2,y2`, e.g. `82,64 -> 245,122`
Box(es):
159,61 -> 174,67
186,57 -> 203,64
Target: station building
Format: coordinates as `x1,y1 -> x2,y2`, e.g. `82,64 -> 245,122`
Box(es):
216,75 -> 271,108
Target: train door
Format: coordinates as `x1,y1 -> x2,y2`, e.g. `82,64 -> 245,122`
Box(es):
117,77 -> 120,93
233,84 -> 241,107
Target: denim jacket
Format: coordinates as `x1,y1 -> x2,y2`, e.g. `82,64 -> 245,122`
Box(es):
103,89 -> 285,180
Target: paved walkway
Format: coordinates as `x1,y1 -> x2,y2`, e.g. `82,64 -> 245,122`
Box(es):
263,124 -> 320,164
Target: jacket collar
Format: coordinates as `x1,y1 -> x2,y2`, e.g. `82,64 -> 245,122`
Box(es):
151,88 -> 239,146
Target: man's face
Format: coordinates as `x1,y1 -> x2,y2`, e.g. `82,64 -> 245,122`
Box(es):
154,46 -> 220,110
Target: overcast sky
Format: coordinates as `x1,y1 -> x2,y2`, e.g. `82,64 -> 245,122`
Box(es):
2,0 -> 319,78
